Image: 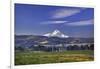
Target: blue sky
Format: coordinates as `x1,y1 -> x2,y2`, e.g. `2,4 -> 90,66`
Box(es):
15,3 -> 94,38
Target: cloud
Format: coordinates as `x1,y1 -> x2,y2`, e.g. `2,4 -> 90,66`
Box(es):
51,8 -> 81,19
41,20 -> 68,24
66,19 -> 94,26
41,19 -> 94,26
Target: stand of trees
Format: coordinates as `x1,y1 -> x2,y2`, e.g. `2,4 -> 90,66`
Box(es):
15,44 -> 94,52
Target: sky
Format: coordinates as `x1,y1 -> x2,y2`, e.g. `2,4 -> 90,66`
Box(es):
15,3 -> 94,38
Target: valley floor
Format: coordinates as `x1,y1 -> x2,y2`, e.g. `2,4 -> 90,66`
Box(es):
15,50 -> 94,65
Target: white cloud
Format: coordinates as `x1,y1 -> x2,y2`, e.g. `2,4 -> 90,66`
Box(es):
66,19 -> 94,26
41,20 -> 68,24
51,8 -> 81,19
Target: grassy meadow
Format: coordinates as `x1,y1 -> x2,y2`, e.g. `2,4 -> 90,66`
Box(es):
15,50 -> 94,65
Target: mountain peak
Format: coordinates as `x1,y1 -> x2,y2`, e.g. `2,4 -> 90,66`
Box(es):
52,29 -> 61,34
44,29 -> 69,38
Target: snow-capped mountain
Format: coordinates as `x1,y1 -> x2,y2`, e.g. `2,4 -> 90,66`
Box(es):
44,29 -> 69,38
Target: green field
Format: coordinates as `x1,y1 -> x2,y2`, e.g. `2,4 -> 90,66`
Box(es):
15,50 -> 94,65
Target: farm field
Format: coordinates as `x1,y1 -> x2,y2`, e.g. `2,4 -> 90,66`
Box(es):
15,50 -> 94,65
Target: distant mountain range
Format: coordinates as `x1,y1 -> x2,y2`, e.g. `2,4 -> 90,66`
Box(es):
15,35 -> 94,48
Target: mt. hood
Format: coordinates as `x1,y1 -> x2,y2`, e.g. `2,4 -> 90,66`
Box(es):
44,29 -> 69,38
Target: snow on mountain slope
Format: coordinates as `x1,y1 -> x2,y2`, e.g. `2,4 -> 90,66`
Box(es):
44,29 -> 69,38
